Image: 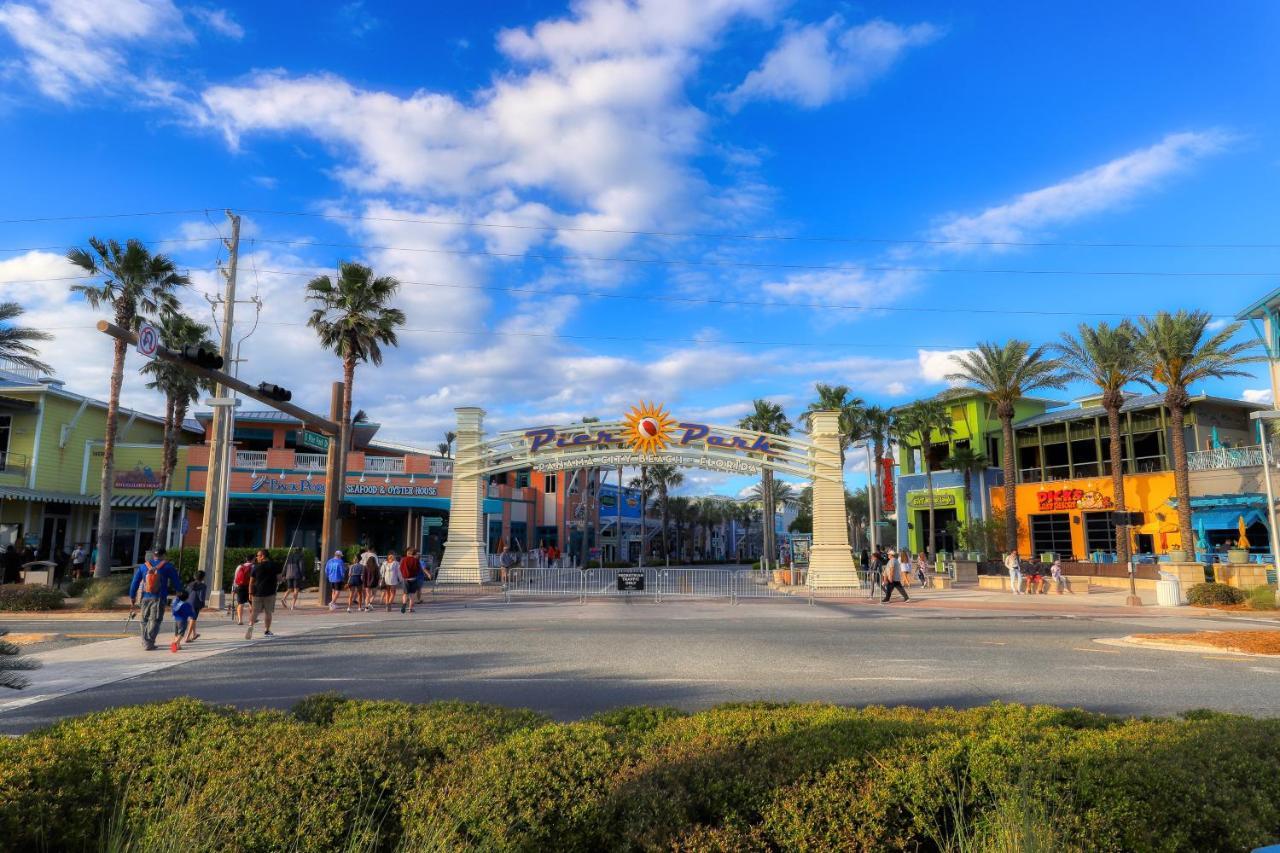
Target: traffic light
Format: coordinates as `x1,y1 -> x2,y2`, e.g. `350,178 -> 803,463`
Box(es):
179,344 -> 223,370
258,382 -> 292,403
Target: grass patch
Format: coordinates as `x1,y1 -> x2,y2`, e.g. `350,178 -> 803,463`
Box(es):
79,578 -> 129,610
1134,630 -> 1280,655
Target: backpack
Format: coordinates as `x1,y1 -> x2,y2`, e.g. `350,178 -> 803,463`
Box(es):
233,562 -> 251,587
142,560 -> 162,594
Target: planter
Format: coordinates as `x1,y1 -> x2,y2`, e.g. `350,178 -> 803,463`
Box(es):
1166,550 -> 1187,563
780,569 -> 793,585
772,570 -> 784,585
1227,548 -> 1250,565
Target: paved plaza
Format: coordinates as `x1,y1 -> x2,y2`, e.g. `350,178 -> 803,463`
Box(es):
3,583 -> 1279,734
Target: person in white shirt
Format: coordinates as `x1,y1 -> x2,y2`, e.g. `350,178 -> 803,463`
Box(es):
880,550 -> 910,603
380,551 -> 402,611
1050,557 -> 1065,594
1004,550 -> 1023,595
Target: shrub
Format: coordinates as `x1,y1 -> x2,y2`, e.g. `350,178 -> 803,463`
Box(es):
1247,585 -> 1278,610
169,547 -> 317,588
1186,581 -> 1245,606
79,578 -> 128,610
0,585 -> 65,611
64,577 -> 92,598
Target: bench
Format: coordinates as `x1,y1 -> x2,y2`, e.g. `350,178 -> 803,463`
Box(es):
930,576 -> 953,590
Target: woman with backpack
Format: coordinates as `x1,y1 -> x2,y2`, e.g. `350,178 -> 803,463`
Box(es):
232,557 -> 253,624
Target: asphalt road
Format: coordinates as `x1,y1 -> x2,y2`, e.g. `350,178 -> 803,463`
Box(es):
3,598 -> 1279,733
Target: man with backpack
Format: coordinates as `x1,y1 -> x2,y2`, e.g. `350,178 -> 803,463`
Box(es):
128,548 -> 184,651
232,557 -> 253,624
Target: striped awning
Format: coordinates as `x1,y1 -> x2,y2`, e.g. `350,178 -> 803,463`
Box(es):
0,485 -> 157,508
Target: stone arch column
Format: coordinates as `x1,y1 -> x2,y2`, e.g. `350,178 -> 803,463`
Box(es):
438,407 -> 487,583
807,410 -> 860,587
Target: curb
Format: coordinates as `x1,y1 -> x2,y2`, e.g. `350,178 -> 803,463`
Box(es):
1096,635 -> 1280,658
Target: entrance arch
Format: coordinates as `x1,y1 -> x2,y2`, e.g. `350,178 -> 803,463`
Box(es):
438,403 -> 859,587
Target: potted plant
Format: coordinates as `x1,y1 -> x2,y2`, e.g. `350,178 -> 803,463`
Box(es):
1166,549 -> 1188,563
1227,541 -> 1250,565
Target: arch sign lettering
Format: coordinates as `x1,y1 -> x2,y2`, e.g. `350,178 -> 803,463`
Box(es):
436,402 -> 860,588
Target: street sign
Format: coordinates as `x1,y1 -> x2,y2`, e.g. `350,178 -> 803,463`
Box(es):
423,517 -> 443,528
616,571 -> 645,591
299,429 -> 329,451
135,322 -> 159,359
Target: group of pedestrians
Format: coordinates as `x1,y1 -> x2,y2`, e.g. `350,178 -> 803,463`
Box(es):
324,548 -> 433,614
862,547 -> 933,603
1003,550 -> 1065,595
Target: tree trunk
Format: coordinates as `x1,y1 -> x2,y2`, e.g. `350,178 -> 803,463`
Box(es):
925,464 -> 936,560
94,338 -> 128,577
1106,400 -> 1129,564
341,357 -> 356,437
1000,406 -> 1018,555
762,468 -> 775,571
1168,398 -> 1195,561
155,395 -> 176,547
660,486 -> 670,562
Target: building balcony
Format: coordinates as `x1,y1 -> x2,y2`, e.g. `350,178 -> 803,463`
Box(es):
208,446 -> 447,477
364,455 -> 404,474
235,450 -> 268,469
1017,455 -> 1168,484
1186,445 -> 1265,472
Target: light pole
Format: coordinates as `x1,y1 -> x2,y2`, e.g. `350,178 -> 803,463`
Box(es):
1250,411 -> 1280,572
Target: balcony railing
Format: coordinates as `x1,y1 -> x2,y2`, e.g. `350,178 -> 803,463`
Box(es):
364,456 -> 405,473
235,450 -> 268,468
295,453 -> 328,471
1187,445 -> 1265,472
0,451 -> 29,476
1018,455 -> 1169,484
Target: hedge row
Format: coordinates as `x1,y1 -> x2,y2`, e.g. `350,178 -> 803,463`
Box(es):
166,547 -> 317,589
1,698 -> 1278,852
0,585 -> 65,611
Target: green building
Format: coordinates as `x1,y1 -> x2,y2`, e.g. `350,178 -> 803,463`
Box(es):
0,363 -> 201,566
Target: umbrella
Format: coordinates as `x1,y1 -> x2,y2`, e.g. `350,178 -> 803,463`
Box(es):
1238,515 -> 1250,549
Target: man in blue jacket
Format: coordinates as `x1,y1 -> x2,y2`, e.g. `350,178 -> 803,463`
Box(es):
129,547 -> 185,651
324,550 -> 347,610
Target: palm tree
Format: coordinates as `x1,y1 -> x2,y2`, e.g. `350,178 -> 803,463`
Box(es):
803,383 -> 865,466
857,404 -> 892,530
1053,321 -> 1145,563
948,342 -> 1067,555
667,496 -> 693,561
436,441 -> 450,457
305,261 -> 407,445
1135,311 -> 1263,561
0,302 -> 52,374
895,400 -> 955,558
444,431 -> 457,458
644,463 -> 683,561
944,445 -> 988,510
739,399 -> 793,573
141,312 -> 213,546
68,238 -> 186,577
750,478 -> 796,508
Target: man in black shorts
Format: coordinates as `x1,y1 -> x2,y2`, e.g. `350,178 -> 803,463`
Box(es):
246,549 -> 282,639
282,547 -> 304,609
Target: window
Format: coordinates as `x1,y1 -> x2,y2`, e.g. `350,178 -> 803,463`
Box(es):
515,469 -> 530,488
1084,511 -> 1116,553
0,414 -> 9,469
544,473 -> 557,494
987,436 -> 1000,468
1030,513 -> 1073,559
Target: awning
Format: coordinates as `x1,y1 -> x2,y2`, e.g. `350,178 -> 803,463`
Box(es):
157,490 -> 497,514
1193,508 -> 1266,531
0,485 -> 156,507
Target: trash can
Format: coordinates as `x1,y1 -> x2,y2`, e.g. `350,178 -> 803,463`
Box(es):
1155,572 -> 1183,607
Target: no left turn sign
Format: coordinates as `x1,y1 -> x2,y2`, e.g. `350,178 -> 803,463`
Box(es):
135,321 -> 159,359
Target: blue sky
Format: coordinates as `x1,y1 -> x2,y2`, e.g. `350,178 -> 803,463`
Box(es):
1,0 -> 1278,496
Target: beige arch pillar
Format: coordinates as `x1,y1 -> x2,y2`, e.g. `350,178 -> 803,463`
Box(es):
438,406 -> 488,583
807,410 -> 861,587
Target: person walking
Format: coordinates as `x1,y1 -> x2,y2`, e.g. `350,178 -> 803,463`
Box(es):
70,543 -> 87,580
128,548 -> 184,651
246,549 -> 282,639
1004,549 -> 1023,595
186,570 -> 208,642
170,591 -> 194,653
915,552 -> 929,588
399,548 -> 422,613
362,550 -> 380,611
499,545 -> 517,584
324,551 -> 348,610
380,551 -> 401,611
880,549 -> 910,603
282,548 -> 304,610
344,553 -> 365,612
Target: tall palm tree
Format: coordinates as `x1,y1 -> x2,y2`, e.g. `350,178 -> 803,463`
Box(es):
436,441 -> 450,457
644,463 -> 683,561
803,383 -> 865,466
1053,321 -> 1144,563
739,399 -> 792,572
444,431 -> 457,458
895,400 -> 955,558
1135,311 -> 1263,561
944,446 -> 988,513
667,496 -> 693,561
68,237 -> 186,577
0,302 -> 52,375
141,312 -> 213,546
948,341 -> 1067,555
305,261 -> 407,445
858,404 -> 892,527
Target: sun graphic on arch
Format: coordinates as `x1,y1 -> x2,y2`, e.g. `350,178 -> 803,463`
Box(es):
624,401 -> 676,453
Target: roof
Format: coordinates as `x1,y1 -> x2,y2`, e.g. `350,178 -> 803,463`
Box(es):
915,388 -> 1068,409
192,410 -> 381,445
0,370 -> 203,436
1237,288 -> 1280,320
1012,392 -> 1266,429
0,486 -> 156,507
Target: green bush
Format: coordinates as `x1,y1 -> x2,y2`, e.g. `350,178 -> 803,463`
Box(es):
0,585 -> 65,611
64,577 -> 92,598
1187,582 -> 1246,606
4,697 -> 1280,852
169,547 -> 316,589
1247,585 -> 1278,610
79,578 -> 128,610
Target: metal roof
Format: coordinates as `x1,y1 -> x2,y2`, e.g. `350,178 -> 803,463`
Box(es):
1237,288 -> 1280,320
1012,392 -> 1265,429
0,486 -> 156,507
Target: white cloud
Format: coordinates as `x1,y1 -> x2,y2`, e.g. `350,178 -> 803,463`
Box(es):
189,6 -> 242,39
917,348 -> 973,384
932,130 -> 1232,249
726,16 -> 939,110
1243,388 -> 1273,404
0,0 -> 188,101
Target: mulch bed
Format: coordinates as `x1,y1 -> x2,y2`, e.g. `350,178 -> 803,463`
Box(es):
1133,630 -> 1280,655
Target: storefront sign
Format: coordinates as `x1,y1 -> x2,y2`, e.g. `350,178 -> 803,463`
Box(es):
249,476 -> 439,498
880,457 -> 895,513
114,462 -> 163,490
524,401 -> 770,456
1036,488 -> 1113,511
907,491 -> 957,510
616,571 -> 645,591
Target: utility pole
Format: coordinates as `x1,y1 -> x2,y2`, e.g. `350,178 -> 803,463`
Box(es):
196,211 -> 240,609
865,441 -> 879,554
319,381 -> 345,605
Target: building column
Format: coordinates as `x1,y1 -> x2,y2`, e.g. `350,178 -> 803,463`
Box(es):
807,410 -> 860,587
438,407 -> 487,583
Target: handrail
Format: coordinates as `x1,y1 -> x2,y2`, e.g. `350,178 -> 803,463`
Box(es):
235,450 -> 268,468
1186,445 -> 1264,472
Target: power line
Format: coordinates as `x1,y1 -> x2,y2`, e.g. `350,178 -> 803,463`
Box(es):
3,205 -> 1279,250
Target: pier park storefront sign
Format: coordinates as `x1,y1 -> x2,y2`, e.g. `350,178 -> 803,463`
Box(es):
249,476 -> 440,498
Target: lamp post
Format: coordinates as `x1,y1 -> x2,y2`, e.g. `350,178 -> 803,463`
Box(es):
1250,411 -> 1280,572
